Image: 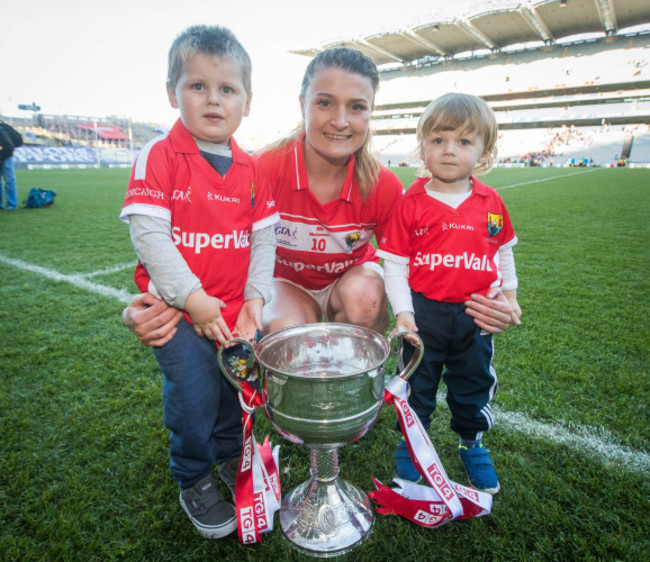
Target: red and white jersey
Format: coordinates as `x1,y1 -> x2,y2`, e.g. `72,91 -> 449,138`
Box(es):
120,119 -> 279,329
377,176 -> 517,303
256,135 -> 403,290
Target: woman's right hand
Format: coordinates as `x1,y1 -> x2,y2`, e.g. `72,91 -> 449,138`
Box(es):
122,292 -> 183,347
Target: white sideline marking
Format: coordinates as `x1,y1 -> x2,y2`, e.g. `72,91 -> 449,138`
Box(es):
496,168 -> 598,190
432,398 -> 649,475
82,262 -> 137,278
495,408 -> 650,475
0,254 -> 133,304
3,253 -> 647,475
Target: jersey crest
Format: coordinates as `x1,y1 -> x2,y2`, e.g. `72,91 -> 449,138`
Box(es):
345,231 -> 362,249
487,212 -> 503,237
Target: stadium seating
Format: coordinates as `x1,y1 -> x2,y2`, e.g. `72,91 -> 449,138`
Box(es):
371,32 -> 650,167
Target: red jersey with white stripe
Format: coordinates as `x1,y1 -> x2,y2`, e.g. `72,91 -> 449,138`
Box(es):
120,119 -> 279,329
377,176 -> 517,303
256,135 -> 403,290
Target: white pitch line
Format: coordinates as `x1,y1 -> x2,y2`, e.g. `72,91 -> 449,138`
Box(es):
495,408 -> 649,475
82,261 -> 137,278
3,253 -> 647,475
0,254 -> 133,304
496,168 -> 598,190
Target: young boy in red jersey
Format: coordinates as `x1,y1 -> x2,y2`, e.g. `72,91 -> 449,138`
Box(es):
119,25 -> 278,538
377,93 -> 521,495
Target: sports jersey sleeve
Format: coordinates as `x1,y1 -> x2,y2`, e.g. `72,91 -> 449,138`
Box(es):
250,164 -> 280,231
495,198 -> 518,290
371,167 -> 405,245
119,134 -> 173,223
498,200 -> 517,248
376,188 -> 413,262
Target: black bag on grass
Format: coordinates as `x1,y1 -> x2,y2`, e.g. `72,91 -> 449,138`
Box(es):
24,188 -> 57,209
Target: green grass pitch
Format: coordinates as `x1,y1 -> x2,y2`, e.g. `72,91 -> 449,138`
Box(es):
1,166 -> 648,560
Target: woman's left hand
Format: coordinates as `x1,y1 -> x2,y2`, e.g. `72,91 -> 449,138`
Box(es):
464,288 -> 517,334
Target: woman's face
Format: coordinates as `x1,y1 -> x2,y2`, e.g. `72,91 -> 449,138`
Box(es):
300,67 -> 374,167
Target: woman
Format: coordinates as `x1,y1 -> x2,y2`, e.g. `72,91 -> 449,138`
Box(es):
123,48 -> 515,345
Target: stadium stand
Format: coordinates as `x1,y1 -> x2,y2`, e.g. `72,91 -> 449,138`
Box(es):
294,0 -> 650,168
1,113 -> 168,169
4,0 -> 649,169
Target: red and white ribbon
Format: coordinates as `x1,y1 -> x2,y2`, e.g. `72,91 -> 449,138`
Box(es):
368,375 -> 492,528
235,382 -> 281,545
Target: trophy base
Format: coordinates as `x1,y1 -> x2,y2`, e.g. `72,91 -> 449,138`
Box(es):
279,476 -> 374,558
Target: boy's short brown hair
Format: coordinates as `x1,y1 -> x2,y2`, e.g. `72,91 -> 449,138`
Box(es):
167,25 -> 252,95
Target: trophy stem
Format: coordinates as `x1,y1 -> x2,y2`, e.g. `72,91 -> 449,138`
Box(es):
279,446 -> 374,558
310,448 -> 339,482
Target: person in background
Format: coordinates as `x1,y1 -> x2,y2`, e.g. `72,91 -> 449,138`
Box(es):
0,121 -> 23,211
377,92 -> 521,495
119,25 -> 278,539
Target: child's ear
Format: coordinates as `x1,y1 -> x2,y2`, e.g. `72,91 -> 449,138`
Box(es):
243,91 -> 252,117
476,150 -> 490,167
167,82 -> 179,109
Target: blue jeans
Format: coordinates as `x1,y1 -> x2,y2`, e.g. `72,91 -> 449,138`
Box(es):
153,319 -> 243,489
0,156 -> 17,210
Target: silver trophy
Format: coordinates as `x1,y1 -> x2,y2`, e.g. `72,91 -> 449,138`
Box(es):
218,323 -> 423,557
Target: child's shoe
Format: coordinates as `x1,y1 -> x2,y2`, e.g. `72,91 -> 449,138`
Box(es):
393,439 -> 422,483
217,456 -> 239,499
179,474 -> 237,538
458,443 -> 500,495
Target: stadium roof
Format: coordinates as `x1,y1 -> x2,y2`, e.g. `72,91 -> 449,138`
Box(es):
292,0 -> 650,66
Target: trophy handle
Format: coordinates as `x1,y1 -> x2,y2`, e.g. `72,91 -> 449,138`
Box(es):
217,337 -> 258,393
389,331 -> 424,382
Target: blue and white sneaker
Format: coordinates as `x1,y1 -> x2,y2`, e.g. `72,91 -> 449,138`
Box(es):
393,439 -> 422,483
458,444 -> 500,495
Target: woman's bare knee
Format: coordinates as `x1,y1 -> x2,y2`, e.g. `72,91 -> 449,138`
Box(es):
329,269 -> 389,332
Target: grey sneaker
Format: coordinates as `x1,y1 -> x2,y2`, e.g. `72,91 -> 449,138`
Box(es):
179,475 -> 236,538
217,456 -> 239,499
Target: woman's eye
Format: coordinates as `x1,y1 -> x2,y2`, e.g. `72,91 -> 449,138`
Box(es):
190,83 -> 203,91
317,99 -> 330,108
222,86 -> 233,94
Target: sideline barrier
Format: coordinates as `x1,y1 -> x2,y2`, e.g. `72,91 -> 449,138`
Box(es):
13,146 -> 137,169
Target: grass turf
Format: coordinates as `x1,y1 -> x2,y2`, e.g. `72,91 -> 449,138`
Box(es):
0,166 -> 648,561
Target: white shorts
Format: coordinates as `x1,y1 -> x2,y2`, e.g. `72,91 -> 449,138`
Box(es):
277,261 -> 384,321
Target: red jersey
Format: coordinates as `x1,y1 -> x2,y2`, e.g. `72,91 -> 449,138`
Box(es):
377,176 -> 517,303
256,135 -> 403,290
120,119 -> 279,329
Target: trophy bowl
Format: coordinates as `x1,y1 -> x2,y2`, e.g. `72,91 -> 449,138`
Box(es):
218,323 -> 423,557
